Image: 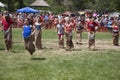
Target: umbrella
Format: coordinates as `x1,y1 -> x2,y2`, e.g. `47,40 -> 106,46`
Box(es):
17,7 -> 39,13
0,2 -> 5,7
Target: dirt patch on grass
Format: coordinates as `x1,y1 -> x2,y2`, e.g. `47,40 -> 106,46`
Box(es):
34,39 -> 120,55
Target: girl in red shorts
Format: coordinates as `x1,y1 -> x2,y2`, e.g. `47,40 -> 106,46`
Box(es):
57,21 -> 65,48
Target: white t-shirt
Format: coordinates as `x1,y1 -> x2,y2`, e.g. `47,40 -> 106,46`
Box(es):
65,16 -> 70,23
35,22 -> 41,26
57,24 -> 64,34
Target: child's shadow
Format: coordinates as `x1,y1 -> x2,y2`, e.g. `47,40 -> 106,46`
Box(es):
90,48 -> 105,51
42,47 -> 53,50
31,58 -> 46,60
72,49 -> 81,51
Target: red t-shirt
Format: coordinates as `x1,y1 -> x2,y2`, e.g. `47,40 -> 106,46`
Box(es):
113,26 -> 119,32
2,18 -> 13,30
87,21 -> 98,32
65,23 -> 73,33
71,21 -> 76,29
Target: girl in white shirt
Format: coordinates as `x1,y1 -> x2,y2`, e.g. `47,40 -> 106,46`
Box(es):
57,21 -> 65,48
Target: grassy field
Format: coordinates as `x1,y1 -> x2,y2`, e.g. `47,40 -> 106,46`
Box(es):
0,28 -> 120,80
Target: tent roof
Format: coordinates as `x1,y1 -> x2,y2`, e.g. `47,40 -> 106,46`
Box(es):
17,7 -> 39,13
0,2 -> 5,7
30,0 -> 50,7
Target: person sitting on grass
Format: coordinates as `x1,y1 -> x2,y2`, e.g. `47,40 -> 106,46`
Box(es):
22,18 -> 35,55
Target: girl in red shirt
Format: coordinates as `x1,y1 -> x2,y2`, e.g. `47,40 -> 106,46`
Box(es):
64,20 -> 74,51
112,21 -> 119,46
86,17 -> 99,49
1,11 -> 14,51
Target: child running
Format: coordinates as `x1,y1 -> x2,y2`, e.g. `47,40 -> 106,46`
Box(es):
22,18 -> 35,55
56,20 -> 65,48
64,19 -> 74,51
86,17 -> 99,49
112,21 -> 119,46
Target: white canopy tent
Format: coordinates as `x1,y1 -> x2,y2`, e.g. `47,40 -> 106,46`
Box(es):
109,12 -> 120,17
0,2 -> 5,7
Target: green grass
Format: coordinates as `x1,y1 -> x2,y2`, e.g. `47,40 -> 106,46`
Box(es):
0,28 -> 120,80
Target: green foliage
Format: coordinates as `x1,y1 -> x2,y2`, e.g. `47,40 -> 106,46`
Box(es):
1,0 -> 120,13
84,0 -> 115,11
72,0 -> 120,12
45,0 -> 66,14
72,0 -> 86,11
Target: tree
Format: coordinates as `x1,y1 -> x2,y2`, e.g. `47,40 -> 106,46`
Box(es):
85,0 -> 114,11
71,0 -> 86,11
71,0 -> 120,12
17,0 -> 24,8
1,0 -> 120,13
113,0 -> 120,11
45,0 -> 66,14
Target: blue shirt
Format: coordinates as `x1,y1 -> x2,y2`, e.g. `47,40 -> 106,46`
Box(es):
23,25 -> 31,38
107,21 -> 112,28
44,15 -> 49,20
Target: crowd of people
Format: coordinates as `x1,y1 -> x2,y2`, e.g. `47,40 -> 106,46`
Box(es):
0,10 -> 120,55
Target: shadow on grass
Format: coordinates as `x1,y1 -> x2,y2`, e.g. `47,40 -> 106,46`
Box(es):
10,50 -> 25,53
72,49 -> 81,51
88,48 -> 106,51
65,48 -> 106,52
31,57 -> 46,61
41,47 -> 54,50
13,41 -> 21,43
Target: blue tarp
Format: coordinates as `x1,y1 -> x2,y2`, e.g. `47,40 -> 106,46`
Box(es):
17,7 -> 39,13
